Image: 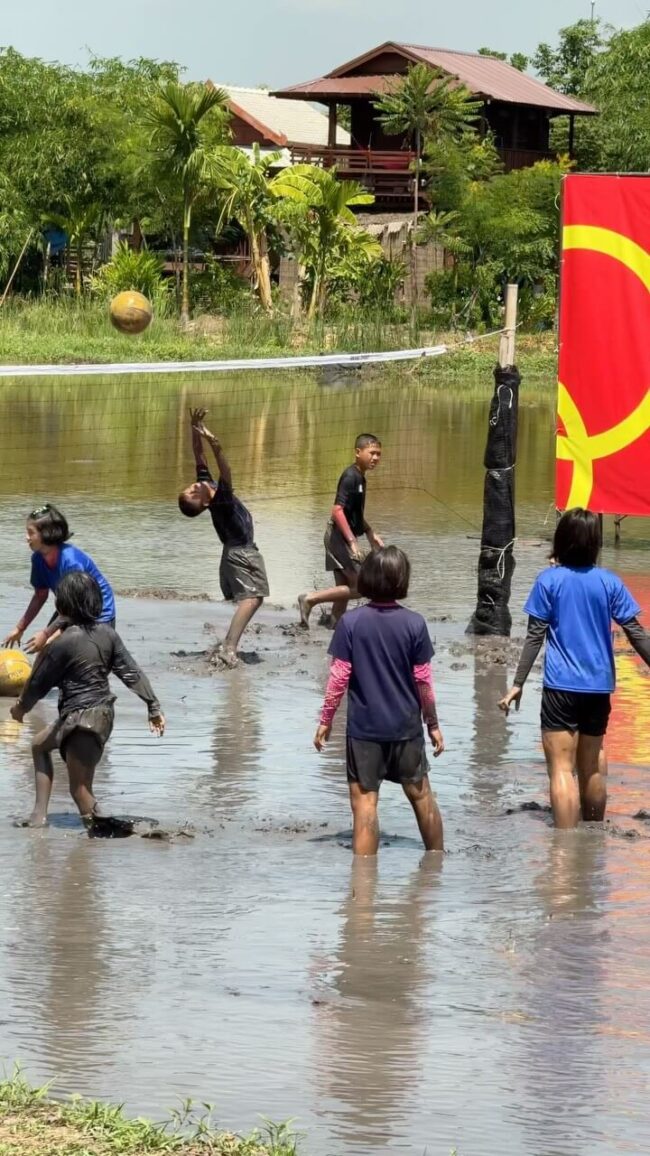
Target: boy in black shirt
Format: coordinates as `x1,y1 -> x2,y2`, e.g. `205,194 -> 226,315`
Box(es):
179,408 -> 269,665
298,433 -> 383,628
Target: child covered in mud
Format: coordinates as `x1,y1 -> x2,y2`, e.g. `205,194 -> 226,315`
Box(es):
500,507 -> 650,829
178,408 -> 269,666
3,503 -> 115,655
298,434 -> 384,629
314,546 -> 445,855
10,571 -> 164,828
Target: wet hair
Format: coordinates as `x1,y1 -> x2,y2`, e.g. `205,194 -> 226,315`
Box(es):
27,503 -> 71,546
55,571 -> 103,625
552,507 -> 601,567
355,433 -> 381,450
357,545 -> 410,602
178,491 -> 203,518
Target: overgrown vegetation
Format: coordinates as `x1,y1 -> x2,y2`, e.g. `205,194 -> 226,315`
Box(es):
0,17 -> 647,348
0,1070 -> 300,1154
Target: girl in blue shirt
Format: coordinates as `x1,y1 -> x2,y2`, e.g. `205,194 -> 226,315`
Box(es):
3,504 -> 115,655
500,508 -> 650,828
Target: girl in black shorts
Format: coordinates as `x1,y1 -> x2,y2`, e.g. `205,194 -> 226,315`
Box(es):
11,572 -> 164,828
500,508 -> 650,828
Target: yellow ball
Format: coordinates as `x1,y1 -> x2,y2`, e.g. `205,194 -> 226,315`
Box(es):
0,649 -> 31,697
109,290 -> 153,335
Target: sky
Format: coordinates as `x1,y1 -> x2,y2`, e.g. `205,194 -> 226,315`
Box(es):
1,0 -> 646,87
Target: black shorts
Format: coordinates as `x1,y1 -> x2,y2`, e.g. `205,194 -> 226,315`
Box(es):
541,688 -> 611,737
220,544 -> 269,602
324,522 -> 367,577
346,735 -> 429,792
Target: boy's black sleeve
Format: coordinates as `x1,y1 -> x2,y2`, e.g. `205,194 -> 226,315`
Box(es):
18,641 -> 68,713
334,469 -> 354,508
110,633 -> 162,717
196,464 -> 213,483
513,616 -> 547,687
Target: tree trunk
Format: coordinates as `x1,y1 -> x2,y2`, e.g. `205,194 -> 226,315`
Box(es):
181,198 -> 191,326
250,225 -> 273,313
76,237 -> 83,298
411,128 -> 420,320
307,272 -> 320,321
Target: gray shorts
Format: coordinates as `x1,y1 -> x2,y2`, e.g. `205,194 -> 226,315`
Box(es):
35,704 -> 115,761
346,735 -> 429,791
324,522 -> 367,577
220,544 -> 269,602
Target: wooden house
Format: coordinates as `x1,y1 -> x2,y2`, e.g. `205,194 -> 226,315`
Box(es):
273,42 -> 596,208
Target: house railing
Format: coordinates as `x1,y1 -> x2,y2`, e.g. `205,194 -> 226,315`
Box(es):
289,145 -> 416,172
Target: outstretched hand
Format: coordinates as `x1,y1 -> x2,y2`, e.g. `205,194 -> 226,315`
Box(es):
149,713 -> 166,737
190,407 -> 218,444
499,686 -> 522,716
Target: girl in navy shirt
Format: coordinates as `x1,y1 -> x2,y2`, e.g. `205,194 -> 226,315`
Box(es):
3,503 -> 115,655
314,546 -> 445,856
500,508 -> 650,828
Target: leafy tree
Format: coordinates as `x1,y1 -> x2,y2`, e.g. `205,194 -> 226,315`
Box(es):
270,166 -> 378,320
45,198 -> 106,297
210,144 -> 280,313
478,47 -> 529,71
146,81 -> 229,322
580,20 -> 650,171
532,19 -> 606,95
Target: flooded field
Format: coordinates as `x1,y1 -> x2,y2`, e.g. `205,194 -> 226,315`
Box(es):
0,370 -> 649,1156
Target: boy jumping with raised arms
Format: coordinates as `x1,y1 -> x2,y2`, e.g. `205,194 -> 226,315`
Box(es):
178,408 -> 269,665
298,434 -> 383,629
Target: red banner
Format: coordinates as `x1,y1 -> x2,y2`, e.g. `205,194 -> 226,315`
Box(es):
557,174 -> 650,515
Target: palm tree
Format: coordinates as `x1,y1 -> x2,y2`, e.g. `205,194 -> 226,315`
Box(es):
270,165 -> 375,320
146,81 -> 228,323
375,63 -> 481,309
211,144 -> 280,313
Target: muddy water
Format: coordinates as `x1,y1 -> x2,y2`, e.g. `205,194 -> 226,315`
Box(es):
0,372 -> 649,1155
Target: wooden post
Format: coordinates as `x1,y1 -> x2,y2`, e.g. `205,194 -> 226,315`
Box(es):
328,105 -> 337,149
0,229 -> 34,307
568,114 -> 575,158
498,283 -> 518,368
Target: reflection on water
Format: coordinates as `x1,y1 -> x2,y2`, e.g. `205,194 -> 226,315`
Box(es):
0,372 -> 648,1154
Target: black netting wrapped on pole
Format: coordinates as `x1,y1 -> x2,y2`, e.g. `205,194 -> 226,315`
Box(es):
467,364 -> 521,636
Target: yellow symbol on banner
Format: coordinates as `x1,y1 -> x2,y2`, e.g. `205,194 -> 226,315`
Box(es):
557,225 -> 650,507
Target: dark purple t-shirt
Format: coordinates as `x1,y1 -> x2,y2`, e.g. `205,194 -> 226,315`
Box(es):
328,602 -> 434,741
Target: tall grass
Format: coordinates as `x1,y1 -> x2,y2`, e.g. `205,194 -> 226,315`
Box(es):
0,296 -> 557,385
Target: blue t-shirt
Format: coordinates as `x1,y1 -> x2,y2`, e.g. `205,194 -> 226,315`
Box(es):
30,543 -> 116,624
328,602 -> 434,741
524,565 -> 640,694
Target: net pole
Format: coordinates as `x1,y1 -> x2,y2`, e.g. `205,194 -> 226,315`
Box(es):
467,284 -> 520,637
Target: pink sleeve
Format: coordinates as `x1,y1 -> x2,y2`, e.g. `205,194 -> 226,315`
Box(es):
320,658 -> 352,727
413,662 -> 439,728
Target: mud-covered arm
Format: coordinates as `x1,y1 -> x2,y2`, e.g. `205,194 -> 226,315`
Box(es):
513,615 -> 547,688
621,617 -> 650,667
111,635 -> 162,718
17,646 -> 64,713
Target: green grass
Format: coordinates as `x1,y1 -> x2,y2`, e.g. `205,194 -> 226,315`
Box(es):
0,1070 -> 300,1155
0,298 -> 557,387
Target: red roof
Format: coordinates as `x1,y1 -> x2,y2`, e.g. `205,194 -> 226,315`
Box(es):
274,41 -> 596,115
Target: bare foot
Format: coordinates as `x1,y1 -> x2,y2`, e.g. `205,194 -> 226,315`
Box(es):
211,642 -> 239,669
14,812 -> 48,828
298,594 -> 312,629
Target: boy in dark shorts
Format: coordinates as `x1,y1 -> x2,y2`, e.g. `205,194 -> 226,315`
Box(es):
314,546 -> 445,856
298,434 -> 383,629
500,507 -> 650,828
178,408 -> 269,666
10,571 -> 164,828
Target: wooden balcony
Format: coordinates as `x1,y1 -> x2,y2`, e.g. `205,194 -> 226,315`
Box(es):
289,145 -> 418,204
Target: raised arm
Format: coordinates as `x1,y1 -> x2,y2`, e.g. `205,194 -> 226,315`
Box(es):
189,407 -> 210,472
110,633 -> 165,734
13,644 -> 63,718
191,413 -> 232,488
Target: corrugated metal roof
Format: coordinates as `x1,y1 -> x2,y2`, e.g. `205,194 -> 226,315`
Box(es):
219,84 -> 350,146
274,42 -> 596,115
402,45 -> 595,113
